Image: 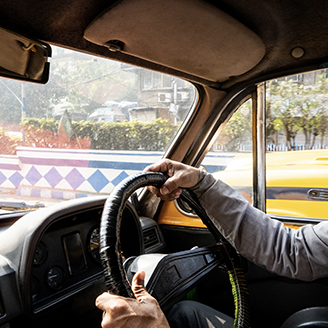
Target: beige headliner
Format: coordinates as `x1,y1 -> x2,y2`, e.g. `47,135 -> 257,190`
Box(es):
84,0 -> 266,83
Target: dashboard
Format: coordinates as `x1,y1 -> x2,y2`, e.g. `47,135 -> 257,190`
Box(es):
0,195 -> 165,325
31,207 -> 105,314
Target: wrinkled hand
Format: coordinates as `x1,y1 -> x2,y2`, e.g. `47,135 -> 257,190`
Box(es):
96,271 -> 170,328
144,159 -> 201,201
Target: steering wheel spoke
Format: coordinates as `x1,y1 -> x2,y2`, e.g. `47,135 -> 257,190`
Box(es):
126,244 -> 225,312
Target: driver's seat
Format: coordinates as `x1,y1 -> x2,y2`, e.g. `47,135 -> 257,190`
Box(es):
280,307 -> 328,328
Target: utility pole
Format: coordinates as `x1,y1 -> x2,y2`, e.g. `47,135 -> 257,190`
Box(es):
21,82 -> 26,145
21,82 -> 26,119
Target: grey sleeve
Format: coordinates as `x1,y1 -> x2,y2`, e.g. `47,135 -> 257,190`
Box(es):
190,170 -> 328,281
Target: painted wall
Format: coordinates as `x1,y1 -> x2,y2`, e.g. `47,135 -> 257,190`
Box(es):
0,147 -> 235,200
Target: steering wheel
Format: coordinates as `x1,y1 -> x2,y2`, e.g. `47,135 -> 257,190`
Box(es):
99,172 -> 250,328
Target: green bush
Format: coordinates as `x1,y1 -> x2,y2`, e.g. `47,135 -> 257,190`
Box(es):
19,118 -> 179,151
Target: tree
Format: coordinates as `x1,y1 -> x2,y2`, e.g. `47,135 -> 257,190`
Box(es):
267,75 -> 328,150
0,47 -> 139,125
50,52 -> 138,116
267,80 -> 301,149
217,99 -> 252,151
0,79 -> 25,124
215,72 -> 328,152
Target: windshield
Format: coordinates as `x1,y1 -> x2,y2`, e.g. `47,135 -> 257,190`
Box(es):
0,46 -> 196,212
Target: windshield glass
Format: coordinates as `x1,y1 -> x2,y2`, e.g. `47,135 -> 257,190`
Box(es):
0,46 -> 196,211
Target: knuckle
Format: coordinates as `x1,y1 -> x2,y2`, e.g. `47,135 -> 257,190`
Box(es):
107,299 -> 126,313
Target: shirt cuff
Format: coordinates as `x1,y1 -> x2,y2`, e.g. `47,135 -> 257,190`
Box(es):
190,168 -> 217,199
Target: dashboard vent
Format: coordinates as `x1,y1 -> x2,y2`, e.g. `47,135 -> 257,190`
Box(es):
143,227 -> 161,250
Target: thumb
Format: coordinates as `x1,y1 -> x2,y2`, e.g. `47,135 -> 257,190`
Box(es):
132,271 -> 150,301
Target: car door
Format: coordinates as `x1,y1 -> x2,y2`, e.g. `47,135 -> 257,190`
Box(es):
154,69 -> 328,328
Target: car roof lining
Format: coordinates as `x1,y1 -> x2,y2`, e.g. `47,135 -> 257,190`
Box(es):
84,0 -> 266,84
1,0 -> 328,90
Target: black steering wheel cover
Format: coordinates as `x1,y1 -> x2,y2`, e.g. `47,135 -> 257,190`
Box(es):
100,171 -> 250,327
100,172 -> 167,297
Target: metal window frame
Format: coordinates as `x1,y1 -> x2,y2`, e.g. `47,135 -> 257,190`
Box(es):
252,83 -> 267,212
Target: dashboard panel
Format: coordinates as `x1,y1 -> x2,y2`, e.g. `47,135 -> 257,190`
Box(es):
31,206 -> 104,314
0,196 -> 165,325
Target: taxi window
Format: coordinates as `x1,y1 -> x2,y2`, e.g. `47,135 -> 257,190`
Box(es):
203,70 -> 328,222
202,99 -> 253,205
265,70 -> 328,221
0,46 -> 196,209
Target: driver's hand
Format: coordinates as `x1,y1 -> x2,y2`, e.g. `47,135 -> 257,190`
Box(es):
96,271 -> 170,328
144,159 -> 201,201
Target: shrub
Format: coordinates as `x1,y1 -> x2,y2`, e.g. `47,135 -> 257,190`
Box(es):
18,118 -> 179,151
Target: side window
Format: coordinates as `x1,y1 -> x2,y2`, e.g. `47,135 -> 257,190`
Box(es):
265,71 -> 328,220
203,69 -> 328,222
202,99 -> 253,204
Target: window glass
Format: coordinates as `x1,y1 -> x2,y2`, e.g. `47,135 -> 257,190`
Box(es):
265,70 -> 328,220
202,99 -> 253,205
0,46 -> 196,209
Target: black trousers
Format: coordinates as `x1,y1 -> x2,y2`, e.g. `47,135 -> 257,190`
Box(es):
167,301 -> 234,328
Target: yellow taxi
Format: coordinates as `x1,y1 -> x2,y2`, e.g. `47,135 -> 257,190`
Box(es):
213,149 -> 328,220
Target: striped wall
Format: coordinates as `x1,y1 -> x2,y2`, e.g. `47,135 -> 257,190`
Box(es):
0,147 -> 236,200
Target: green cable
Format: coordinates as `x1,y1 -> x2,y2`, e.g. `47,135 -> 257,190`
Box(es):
228,266 -> 251,328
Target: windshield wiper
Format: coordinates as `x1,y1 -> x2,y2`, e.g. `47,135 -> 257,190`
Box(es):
0,201 -> 45,211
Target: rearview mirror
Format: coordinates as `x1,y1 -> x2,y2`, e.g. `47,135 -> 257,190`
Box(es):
0,27 -> 51,84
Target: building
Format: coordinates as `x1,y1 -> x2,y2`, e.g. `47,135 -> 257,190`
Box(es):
121,63 -> 195,123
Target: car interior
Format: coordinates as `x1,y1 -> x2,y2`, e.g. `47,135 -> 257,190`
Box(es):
0,1 -> 328,328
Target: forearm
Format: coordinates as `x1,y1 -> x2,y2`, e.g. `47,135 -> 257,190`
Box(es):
191,170 -> 328,281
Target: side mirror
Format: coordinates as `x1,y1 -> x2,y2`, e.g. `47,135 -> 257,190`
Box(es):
0,27 -> 51,84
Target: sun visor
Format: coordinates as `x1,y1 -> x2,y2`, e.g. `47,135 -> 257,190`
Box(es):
0,27 -> 51,83
84,0 -> 265,83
